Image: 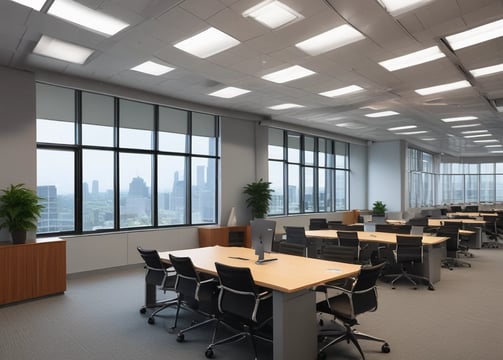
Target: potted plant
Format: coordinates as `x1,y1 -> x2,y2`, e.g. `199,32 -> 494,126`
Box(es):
372,200 -> 387,216
243,178 -> 273,219
0,184 -> 44,244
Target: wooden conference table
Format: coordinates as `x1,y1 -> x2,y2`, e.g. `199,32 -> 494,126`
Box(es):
306,230 -> 448,283
159,245 -> 360,360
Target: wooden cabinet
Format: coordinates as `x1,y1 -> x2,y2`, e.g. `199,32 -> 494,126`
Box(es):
0,238 -> 66,305
198,225 -> 251,248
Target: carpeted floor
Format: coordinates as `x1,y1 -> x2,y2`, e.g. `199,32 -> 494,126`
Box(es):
1,247 -> 503,360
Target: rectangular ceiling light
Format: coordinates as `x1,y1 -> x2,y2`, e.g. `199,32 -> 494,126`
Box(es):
464,134 -> 492,139
262,65 -> 315,83
365,111 -> 399,118
396,130 -> 428,135
451,123 -> 480,128
33,35 -> 94,64
10,0 -> 46,11
268,103 -> 304,110
377,0 -> 433,17
461,130 -> 488,134
295,24 -> 365,56
473,139 -> 498,143
388,125 -> 417,131
209,87 -> 250,98
242,0 -> 303,29
319,85 -> 364,98
174,27 -> 240,59
445,18 -> 503,50
379,46 -> 445,71
441,116 -> 478,123
48,0 -> 129,37
489,150 -> 503,153
415,80 -> 471,96
131,61 -> 174,76
470,63 -> 503,77
485,145 -> 502,148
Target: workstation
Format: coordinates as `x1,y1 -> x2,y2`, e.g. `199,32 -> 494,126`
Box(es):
1,1 -> 503,360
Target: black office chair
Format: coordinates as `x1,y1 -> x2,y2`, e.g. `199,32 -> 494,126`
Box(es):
137,246 -> 178,324
387,235 -> 435,291
483,215 -> 501,248
205,262 -> 273,359
450,205 -> 462,212
310,218 -> 329,230
437,226 -> 471,269
464,205 -> 479,212
277,241 -> 306,257
316,262 -> 390,360
320,244 -> 359,264
284,226 -> 308,256
337,231 -> 371,264
169,254 -> 219,342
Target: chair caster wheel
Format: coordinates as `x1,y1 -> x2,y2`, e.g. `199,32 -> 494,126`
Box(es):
382,343 -> 390,353
176,333 -> 185,342
428,285 -> 435,291
205,348 -> 214,358
147,317 -> 155,325
139,307 -> 146,314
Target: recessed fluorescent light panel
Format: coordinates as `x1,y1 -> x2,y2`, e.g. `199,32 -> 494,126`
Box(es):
441,116 -> 478,123
209,87 -> 250,98
268,103 -> 304,110
295,24 -> 365,56
242,0 -> 303,29
388,125 -> 417,131
451,123 -> 480,128
489,150 -> 503,153
464,134 -> 492,139
470,63 -> 503,77
47,0 -> 129,36
421,138 -> 436,141
10,0 -> 45,10
130,61 -> 174,76
319,85 -> 364,98
262,65 -> 315,83
396,131 -> 428,135
174,27 -> 240,59
379,46 -> 445,71
365,111 -> 399,118
473,139 -> 498,143
415,80 -> 471,96
445,18 -> 503,50
377,0 -> 433,16
33,35 -> 94,64
485,145 -> 502,148
461,130 -> 488,134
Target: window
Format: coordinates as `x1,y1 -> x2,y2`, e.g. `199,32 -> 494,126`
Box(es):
408,148 -> 434,208
267,128 -> 350,215
36,83 -> 219,235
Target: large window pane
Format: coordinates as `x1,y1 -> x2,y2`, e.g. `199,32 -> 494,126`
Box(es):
158,155 -> 186,225
335,169 -> 348,210
480,174 -> 494,203
335,141 -> 347,168
82,150 -> 114,231
287,133 -> 300,163
268,161 -> 284,215
36,83 -> 75,144
159,107 -> 188,153
288,164 -> 300,213
192,112 -> 217,156
268,128 -> 284,160
82,92 -> 114,147
37,149 -> 75,233
191,157 -> 216,223
304,167 -> 314,212
119,153 -> 153,228
119,99 -> 154,149
465,175 -> 478,203
304,136 -> 314,166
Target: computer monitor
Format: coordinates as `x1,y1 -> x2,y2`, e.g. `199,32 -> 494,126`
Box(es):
251,219 -> 276,261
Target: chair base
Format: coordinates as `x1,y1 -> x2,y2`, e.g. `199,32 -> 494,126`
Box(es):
387,271 -> 435,291
139,296 -> 178,324
441,257 -> 471,270
318,321 -> 390,360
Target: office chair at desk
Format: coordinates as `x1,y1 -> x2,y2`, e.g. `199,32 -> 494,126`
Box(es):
316,262 -> 390,360
137,247 -> 177,324
169,254 -> 219,342
438,226 -> 471,269
386,236 -> 435,291
205,262 -> 273,359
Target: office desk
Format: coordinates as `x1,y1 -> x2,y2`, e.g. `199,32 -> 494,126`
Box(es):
159,246 -> 360,360
306,230 -> 448,283
447,212 -> 497,218
428,218 -> 487,226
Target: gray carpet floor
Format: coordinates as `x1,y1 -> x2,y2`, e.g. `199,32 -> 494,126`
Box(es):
1,247 -> 503,360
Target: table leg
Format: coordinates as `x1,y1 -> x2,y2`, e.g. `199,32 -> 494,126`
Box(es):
273,289 -> 317,360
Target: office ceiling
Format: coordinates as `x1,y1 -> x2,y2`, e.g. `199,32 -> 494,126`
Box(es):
1,0 -> 503,157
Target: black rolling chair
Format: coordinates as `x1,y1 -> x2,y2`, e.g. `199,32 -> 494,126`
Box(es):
137,246 -> 178,324
337,231 -> 372,264
169,254 -> 219,342
437,225 -> 471,269
205,262 -> 273,359
450,205 -> 462,212
278,241 -> 307,257
316,262 -> 390,360
483,215 -> 500,248
284,226 -> 308,256
320,244 -> 359,264
387,235 -> 435,291
310,218 -> 329,230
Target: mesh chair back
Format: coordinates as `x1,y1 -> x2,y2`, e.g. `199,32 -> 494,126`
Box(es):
337,231 -> 359,247
395,235 -> 423,263
437,226 -> 460,253
215,262 -> 271,324
320,245 -> 358,263
278,242 -> 306,257
351,262 -> 385,315
169,254 -> 201,307
309,218 -> 328,230
284,226 -> 307,245
137,247 -> 172,287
